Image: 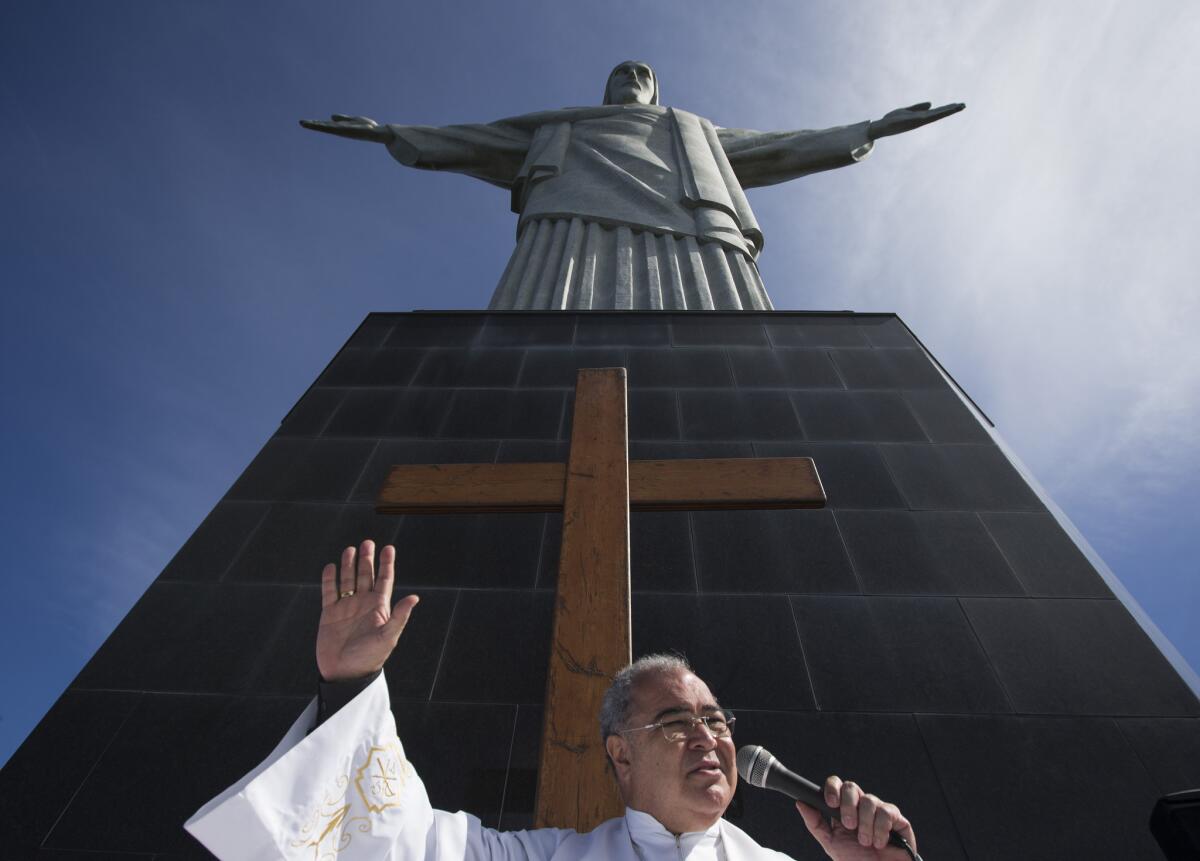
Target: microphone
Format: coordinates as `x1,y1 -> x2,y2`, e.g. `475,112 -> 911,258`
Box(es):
736,745 -> 921,860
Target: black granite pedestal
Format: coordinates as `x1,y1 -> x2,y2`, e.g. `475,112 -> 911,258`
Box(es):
4,311 -> 1198,859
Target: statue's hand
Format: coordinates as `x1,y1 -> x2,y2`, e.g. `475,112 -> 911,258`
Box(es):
316,540 -> 419,682
868,101 -> 964,140
299,114 -> 394,143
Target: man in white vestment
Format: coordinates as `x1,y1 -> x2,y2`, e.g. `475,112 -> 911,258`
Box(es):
300,62 -> 962,311
187,541 -> 918,860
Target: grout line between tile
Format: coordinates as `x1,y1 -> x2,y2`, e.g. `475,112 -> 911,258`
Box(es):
786,596 -> 822,712
427,590 -> 462,700
41,692 -> 145,850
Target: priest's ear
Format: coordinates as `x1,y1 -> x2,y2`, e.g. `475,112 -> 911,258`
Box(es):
605,733 -> 633,783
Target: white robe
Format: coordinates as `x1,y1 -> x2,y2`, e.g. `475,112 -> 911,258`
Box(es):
185,675 -> 793,861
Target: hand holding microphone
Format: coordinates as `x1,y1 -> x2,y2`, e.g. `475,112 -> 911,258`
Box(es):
737,746 -> 921,861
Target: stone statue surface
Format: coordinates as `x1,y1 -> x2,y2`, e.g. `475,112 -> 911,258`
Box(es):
302,61 -> 963,310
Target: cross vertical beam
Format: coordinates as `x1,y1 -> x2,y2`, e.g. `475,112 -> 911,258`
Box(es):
533,368 -> 631,830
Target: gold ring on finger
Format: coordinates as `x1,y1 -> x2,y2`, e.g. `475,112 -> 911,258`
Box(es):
339,590 -> 355,599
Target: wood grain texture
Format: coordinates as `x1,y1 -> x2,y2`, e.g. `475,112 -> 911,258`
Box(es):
534,369 -> 631,831
376,458 -> 825,513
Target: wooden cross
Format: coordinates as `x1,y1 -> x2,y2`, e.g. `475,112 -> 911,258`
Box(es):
376,368 -> 825,832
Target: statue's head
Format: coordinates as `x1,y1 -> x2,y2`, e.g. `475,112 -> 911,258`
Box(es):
603,60 -> 659,106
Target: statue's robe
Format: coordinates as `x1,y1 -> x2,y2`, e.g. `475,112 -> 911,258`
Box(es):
382,105 -> 874,310
185,674 -> 792,860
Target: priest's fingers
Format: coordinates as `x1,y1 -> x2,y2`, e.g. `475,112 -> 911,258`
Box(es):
383,594 -> 420,642
823,775 -> 844,810
375,544 -> 397,603
321,562 -> 338,609
337,545 -> 359,598
356,539 -> 376,593
838,780 -> 864,830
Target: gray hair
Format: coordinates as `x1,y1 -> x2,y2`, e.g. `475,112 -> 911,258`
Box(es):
599,653 -> 693,742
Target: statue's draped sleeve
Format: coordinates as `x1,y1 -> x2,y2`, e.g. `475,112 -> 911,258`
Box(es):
717,121 -> 874,189
384,122 -> 534,191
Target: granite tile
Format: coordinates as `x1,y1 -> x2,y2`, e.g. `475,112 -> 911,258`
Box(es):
627,348 -> 732,388
765,317 -> 869,347
225,502 -> 354,584
880,444 -> 1044,511
629,390 -> 680,440
324,389 -> 401,436
325,503 -> 403,559
433,590 -> 554,703
441,390 -> 566,439
902,389 -> 991,443
44,694 -> 303,854
792,596 -> 1011,713
754,442 -> 907,509
278,387 -> 345,436
980,512 -> 1111,597
74,582 -> 296,694
394,702 -> 518,828
498,704 -> 543,829
160,501 -> 268,582
728,348 -> 843,389
350,439 -> 500,502
858,316 -> 918,348
0,690 -> 140,850
386,315 -> 485,347
318,347 -> 371,385
792,391 -> 927,442
480,315 -> 576,346
357,348 -> 425,386
346,315 -> 397,348
393,513 -> 545,589
631,511 -> 696,592
225,438 -> 308,500
574,315 -> 671,346
829,349 -> 947,390
678,391 -> 801,440
962,598 -> 1200,715
413,348 -> 525,388
385,389 -> 457,438
1117,718 -> 1200,793
518,348 -> 628,387
496,440 -> 570,463
836,510 -> 1025,595
633,593 -> 815,710
733,711 -> 966,861
671,315 -> 769,346
629,441 -> 756,460
277,439 -> 379,502
692,510 -> 857,594
918,714 -> 1166,860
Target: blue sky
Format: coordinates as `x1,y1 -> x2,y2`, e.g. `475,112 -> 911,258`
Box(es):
3,1 -> 1198,765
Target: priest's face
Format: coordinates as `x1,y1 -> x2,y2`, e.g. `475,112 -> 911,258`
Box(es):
606,61 -> 656,105
606,668 -> 737,833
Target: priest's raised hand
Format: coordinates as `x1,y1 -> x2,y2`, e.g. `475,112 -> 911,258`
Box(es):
316,540 -> 419,682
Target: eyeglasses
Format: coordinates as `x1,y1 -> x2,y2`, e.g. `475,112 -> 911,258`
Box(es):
619,712 -> 736,742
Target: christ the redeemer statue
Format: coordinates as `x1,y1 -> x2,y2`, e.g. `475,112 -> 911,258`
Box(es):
301,61 -> 963,311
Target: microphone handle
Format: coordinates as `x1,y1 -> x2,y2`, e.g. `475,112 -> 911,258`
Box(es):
764,765 -> 920,858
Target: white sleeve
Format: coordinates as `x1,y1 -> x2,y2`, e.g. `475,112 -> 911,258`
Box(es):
185,674 -> 569,860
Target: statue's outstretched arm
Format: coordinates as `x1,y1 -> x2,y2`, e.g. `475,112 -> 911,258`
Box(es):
299,114 -> 394,143
868,102 -> 965,140
300,113 -> 531,190
719,101 -> 964,190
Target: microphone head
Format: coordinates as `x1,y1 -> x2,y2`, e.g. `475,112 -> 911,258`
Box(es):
736,744 -> 775,788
